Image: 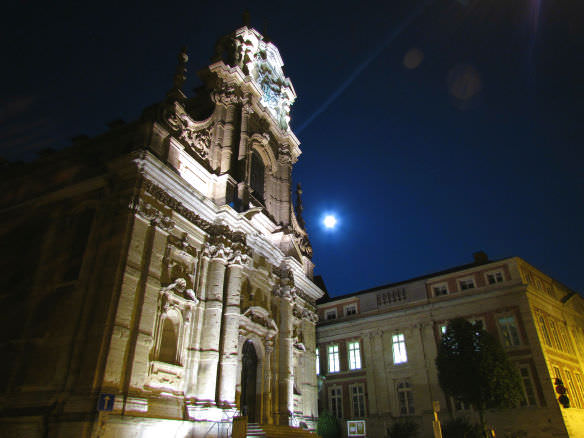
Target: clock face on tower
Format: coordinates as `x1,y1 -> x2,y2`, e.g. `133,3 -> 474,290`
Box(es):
233,27 -> 295,131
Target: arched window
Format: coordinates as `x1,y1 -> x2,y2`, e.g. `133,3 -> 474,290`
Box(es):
158,313 -> 180,365
250,150 -> 265,201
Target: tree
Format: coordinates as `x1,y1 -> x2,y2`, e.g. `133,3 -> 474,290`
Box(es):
436,318 -> 523,435
316,410 -> 341,438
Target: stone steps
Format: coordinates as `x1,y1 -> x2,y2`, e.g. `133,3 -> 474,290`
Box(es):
244,423 -> 318,438
246,423 -> 267,437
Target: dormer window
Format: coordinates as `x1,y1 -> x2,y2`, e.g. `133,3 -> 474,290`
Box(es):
250,150 -> 265,201
459,277 -> 475,291
325,309 -> 337,320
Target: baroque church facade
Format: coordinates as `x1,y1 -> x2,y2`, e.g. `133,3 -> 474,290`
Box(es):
0,26 -> 322,437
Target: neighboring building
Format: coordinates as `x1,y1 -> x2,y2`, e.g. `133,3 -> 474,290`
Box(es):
317,253 -> 584,438
0,26 -> 322,437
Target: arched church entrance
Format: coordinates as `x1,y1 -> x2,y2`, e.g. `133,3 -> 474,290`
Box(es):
241,340 -> 258,422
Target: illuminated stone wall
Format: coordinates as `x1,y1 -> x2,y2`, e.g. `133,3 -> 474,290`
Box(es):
0,25 -> 322,438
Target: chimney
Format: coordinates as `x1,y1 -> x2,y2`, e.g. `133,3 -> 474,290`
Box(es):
473,251 -> 488,264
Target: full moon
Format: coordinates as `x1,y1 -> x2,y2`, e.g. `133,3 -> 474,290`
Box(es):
323,215 -> 337,229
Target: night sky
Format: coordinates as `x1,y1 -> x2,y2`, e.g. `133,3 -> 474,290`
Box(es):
2,0 -> 583,297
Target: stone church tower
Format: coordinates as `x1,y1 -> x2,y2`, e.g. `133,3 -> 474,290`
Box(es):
0,26 -> 322,437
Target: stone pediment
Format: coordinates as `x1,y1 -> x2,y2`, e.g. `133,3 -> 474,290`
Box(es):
240,306 -> 278,340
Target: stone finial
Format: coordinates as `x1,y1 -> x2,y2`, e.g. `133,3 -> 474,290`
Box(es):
242,10 -> 251,27
167,46 -> 188,101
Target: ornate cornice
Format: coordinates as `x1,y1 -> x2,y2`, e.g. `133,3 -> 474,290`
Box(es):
138,180 -> 252,261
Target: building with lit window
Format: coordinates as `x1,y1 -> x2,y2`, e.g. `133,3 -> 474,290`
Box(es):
0,26 -> 323,437
316,252 -> 584,438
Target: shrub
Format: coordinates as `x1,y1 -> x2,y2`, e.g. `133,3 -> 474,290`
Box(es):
387,418 -> 419,438
316,410 -> 341,438
442,417 -> 482,438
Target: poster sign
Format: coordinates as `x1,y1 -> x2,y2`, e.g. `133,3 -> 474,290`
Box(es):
347,420 -> 366,437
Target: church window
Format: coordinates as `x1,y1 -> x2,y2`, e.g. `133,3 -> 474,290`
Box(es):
351,384 -> 366,417
329,386 -> 343,418
396,381 -> 414,415
459,277 -> 475,291
316,348 -> 320,375
486,271 -> 504,285
348,341 -> 362,370
158,313 -> 180,365
392,333 -> 407,365
250,150 -> 265,201
328,344 -> 340,373
518,366 -> 537,406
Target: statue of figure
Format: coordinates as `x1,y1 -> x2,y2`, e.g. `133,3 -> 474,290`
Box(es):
162,278 -> 198,303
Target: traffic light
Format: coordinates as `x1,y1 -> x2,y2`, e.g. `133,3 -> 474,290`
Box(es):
554,378 -> 570,408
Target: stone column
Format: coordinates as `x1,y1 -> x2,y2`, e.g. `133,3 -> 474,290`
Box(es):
278,292 -> 294,425
195,244 -> 229,403
217,256 -> 247,405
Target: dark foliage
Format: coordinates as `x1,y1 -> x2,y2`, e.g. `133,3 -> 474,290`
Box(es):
442,417 -> 482,438
387,418 -> 419,438
436,318 -> 523,430
317,410 -> 341,438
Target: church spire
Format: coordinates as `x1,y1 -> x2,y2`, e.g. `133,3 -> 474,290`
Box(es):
167,46 -> 188,101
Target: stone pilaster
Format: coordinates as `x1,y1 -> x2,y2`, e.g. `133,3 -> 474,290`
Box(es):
195,244 -> 229,403
217,256 -> 248,405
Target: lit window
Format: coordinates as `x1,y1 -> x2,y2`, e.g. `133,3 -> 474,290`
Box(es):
498,316 -> 521,347
439,324 -> 448,336
486,271 -> 504,285
459,278 -> 475,290
348,341 -> 362,370
397,381 -> 414,415
433,284 -> 448,297
325,309 -> 337,320
392,333 -> 408,364
518,366 -> 537,406
316,348 -> 320,375
328,344 -> 340,373
329,387 -> 343,418
345,304 -> 357,316
351,384 -> 366,417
